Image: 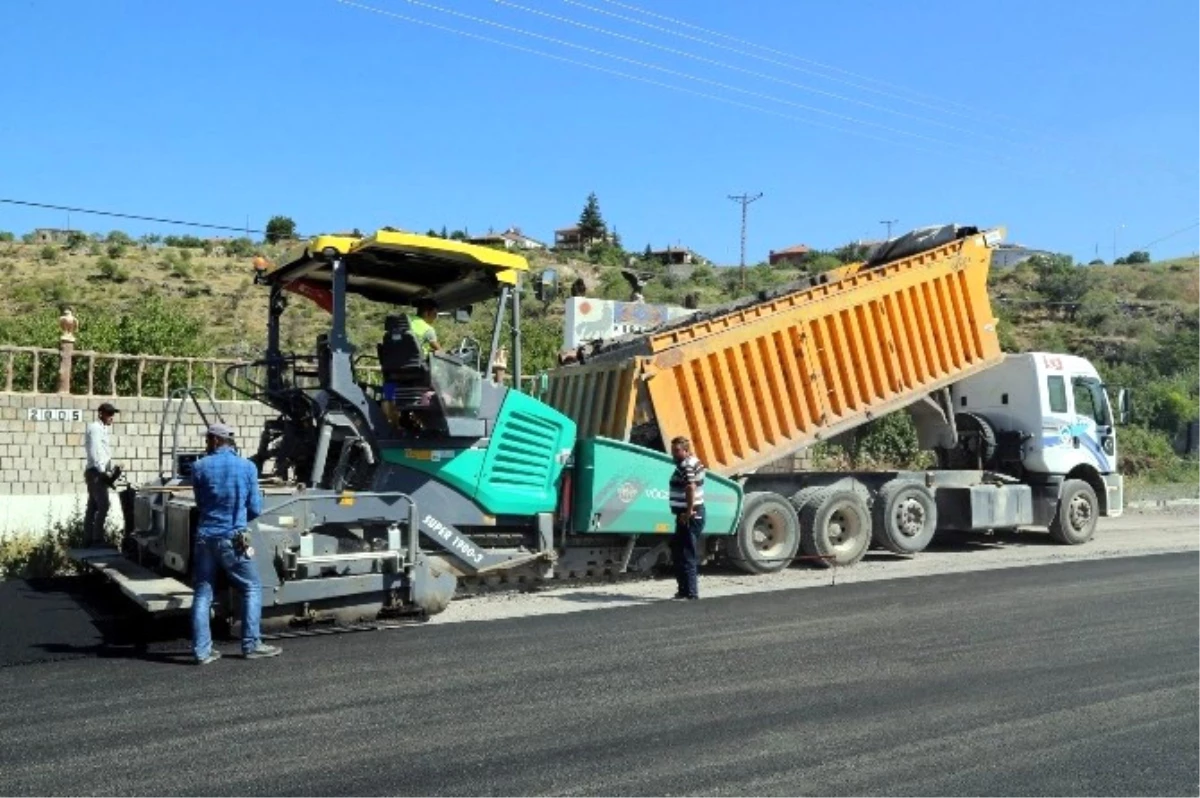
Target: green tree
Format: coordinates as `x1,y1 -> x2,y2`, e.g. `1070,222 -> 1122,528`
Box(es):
106,230 -> 133,245
440,226 -> 448,239
1125,250 -> 1151,264
65,230 -> 89,250
224,237 -> 256,257
1030,253 -> 1088,307
577,192 -> 607,244
140,233 -> 162,246
0,231 -> 13,242
265,215 -> 297,244
643,243 -> 653,260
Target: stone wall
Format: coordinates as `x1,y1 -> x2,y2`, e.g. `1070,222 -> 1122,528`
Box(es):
0,393 -> 276,535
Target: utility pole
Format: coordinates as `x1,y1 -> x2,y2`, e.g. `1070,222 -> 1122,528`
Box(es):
728,192 -> 763,290
880,219 -> 898,240
1112,223 -> 1125,263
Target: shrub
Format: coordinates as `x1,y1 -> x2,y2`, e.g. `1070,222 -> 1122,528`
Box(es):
0,509 -> 88,580
65,230 -> 89,250
0,231 -> 13,242
105,241 -> 127,259
1078,289 -> 1118,328
95,256 -> 129,282
39,245 -> 58,263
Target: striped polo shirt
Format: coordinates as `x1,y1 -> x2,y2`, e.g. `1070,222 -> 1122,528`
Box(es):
668,454 -> 706,512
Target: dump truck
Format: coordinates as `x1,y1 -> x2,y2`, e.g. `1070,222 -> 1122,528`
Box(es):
542,224 -> 1129,571
71,224 -> 1128,632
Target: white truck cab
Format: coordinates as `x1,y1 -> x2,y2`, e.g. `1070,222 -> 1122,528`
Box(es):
951,352 -> 1128,539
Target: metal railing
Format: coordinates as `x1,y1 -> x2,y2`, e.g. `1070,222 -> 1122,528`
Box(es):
1,343 -> 538,399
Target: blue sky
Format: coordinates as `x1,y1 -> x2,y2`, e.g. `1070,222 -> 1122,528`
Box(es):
1,0 -> 1197,263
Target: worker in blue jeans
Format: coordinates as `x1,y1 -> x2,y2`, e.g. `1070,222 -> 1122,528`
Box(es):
190,422 -> 281,665
668,436 -> 707,600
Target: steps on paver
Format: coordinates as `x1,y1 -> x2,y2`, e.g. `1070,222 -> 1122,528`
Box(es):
69,547 -> 193,613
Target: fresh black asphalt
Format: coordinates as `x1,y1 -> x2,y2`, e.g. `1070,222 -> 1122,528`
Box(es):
0,553 -> 1196,796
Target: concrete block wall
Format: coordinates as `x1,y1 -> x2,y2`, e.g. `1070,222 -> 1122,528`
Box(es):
0,393 -> 277,535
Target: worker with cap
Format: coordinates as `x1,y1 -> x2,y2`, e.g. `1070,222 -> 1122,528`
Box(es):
189,422 -> 280,664
82,402 -> 120,547
409,297 -> 441,357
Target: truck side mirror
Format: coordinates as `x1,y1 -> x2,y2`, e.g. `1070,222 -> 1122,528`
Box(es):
1117,388 -> 1130,425
535,269 -> 559,302
454,305 -> 473,324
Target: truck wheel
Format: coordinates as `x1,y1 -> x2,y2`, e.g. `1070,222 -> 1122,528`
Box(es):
730,492 -> 801,575
872,480 -> 937,555
789,486 -> 824,515
800,489 -> 872,568
1049,479 -> 1098,545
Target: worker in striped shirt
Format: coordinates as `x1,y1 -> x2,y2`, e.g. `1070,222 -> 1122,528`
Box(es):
668,436 -> 706,600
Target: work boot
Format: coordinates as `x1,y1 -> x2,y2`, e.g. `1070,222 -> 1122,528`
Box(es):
242,643 -> 281,660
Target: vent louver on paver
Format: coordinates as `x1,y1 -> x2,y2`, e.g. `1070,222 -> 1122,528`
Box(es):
488,409 -> 557,492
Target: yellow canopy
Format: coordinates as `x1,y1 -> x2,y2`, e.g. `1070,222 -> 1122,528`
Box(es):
264,229 -> 529,309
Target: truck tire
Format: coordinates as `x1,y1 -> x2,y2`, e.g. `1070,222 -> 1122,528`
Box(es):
789,486 -> 824,515
872,480 -> 937,555
729,492 -> 801,575
800,488 -> 872,568
1048,479 -> 1098,545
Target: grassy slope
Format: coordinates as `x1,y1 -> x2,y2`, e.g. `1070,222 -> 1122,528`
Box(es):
0,239 -> 1194,493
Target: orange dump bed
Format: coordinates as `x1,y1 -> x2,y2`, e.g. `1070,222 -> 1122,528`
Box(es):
543,228 -> 1006,476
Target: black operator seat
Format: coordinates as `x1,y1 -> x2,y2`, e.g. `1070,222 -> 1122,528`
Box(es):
378,314 -> 432,409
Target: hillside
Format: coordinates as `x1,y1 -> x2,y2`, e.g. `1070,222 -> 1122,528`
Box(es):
0,233 -> 1196,484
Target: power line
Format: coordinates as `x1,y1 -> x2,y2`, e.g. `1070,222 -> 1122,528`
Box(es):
0,198 -> 268,236
332,0 -> 961,156
728,192 -> 763,289
342,0 -> 1013,165
560,0 -> 1008,127
582,0 -> 1010,123
344,1 -> 1149,192
493,0 -> 1019,145
568,0 -> 1199,185
1136,220 -> 1200,253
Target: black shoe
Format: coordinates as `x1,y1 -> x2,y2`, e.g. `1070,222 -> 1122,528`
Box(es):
672,592 -> 688,600
687,595 -> 699,601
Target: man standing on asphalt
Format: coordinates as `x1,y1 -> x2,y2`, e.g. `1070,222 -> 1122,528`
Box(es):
668,436 -> 706,601
82,402 -> 119,547
190,422 -> 281,665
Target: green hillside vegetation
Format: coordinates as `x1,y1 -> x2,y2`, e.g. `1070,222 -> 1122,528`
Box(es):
0,226 -> 1195,487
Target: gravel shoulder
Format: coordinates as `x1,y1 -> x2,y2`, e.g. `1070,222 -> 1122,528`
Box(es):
431,509 -> 1199,626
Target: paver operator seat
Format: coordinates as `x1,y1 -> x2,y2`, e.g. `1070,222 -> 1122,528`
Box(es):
378,313 -> 431,409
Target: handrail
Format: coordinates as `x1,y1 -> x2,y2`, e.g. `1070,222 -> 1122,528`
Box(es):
1,343 -> 539,398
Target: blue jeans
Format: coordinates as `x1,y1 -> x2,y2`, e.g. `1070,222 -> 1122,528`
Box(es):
192,536 -> 263,658
671,508 -> 706,598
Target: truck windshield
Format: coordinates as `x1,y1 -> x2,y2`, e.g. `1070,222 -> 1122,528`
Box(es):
1072,377 -> 1111,426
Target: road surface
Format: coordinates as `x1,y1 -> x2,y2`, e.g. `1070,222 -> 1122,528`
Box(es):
0,551 -> 1195,796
